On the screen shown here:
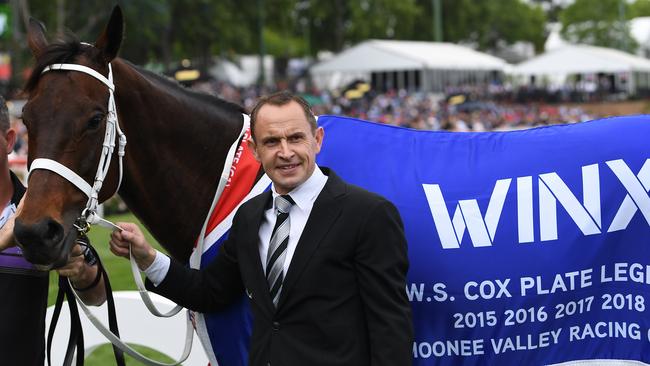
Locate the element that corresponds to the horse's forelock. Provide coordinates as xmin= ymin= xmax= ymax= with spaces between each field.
xmin=24 ymin=35 xmax=101 ymax=93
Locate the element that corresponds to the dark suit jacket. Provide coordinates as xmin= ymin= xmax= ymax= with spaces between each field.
xmin=151 ymin=168 xmax=413 ymax=366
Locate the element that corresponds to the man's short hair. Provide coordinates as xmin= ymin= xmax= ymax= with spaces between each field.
xmin=249 ymin=91 xmax=317 ymax=140
xmin=0 ymin=96 xmax=9 ymax=133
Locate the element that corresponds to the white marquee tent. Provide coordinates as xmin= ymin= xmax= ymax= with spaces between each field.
xmin=512 ymin=44 xmax=650 ymax=95
xmin=630 ymin=16 xmax=650 ymax=56
xmin=310 ymin=40 xmax=508 ymax=92
xmin=546 ymin=18 xmax=650 ymax=58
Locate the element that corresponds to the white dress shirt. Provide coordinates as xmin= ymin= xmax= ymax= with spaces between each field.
xmin=259 ymin=165 xmax=327 ymax=274
xmin=145 ymin=165 xmax=328 ymax=286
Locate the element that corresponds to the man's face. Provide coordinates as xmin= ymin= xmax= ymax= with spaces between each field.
xmin=249 ymin=101 xmax=324 ymax=195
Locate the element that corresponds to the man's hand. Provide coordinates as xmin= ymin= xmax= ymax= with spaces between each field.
xmin=57 ymin=243 xmax=91 ymax=283
xmin=0 ymin=194 xmax=25 ymax=251
xmin=59 ymin=242 xmax=106 ymax=306
xmin=0 ymin=214 xmax=16 ymax=251
xmin=109 ymin=222 xmax=156 ymax=270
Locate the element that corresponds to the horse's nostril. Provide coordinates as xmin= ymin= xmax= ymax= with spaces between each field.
xmin=14 ymin=217 xmax=64 ymax=249
xmin=13 ymin=219 xmax=28 ymax=243
xmin=45 ymin=219 xmax=64 ymax=243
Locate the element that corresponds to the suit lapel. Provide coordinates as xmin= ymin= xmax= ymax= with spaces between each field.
xmin=241 ymin=191 xmax=275 ymax=311
xmin=277 ymin=171 xmax=346 ymax=309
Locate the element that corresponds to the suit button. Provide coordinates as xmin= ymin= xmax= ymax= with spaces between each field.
xmin=272 ymin=321 xmax=280 ymax=331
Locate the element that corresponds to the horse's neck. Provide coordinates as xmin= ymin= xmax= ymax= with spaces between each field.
xmin=112 ymin=60 xmax=244 ymax=261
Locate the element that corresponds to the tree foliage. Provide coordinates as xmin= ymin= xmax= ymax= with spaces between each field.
xmin=559 ymin=0 xmax=638 ymax=53
xmin=409 ymin=0 xmax=546 ymax=52
xmin=630 ymin=0 xmax=650 ymax=17
xmin=9 ymin=0 xmax=548 ymax=82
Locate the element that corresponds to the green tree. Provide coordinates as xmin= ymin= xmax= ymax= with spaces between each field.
xmin=264 ymin=0 xmax=308 ymax=57
xmin=117 ymin=1 xmax=172 ymax=67
xmin=630 ymin=0 xmax=650 ymax=17
xmin=471 ymin=0 xmax=546 ymax=52
xmin=19 ymin=0 xmax=259 ymax=73
xmin=8 ymin=0 xmax=552 ymax=86
xmin=529 ymin=0 xmax=565 ymax=22
xmin=560 ymin=0 xmax=637 ymax=53
xmin=168 ymin=0 xmax=250 ymax=71
xmin=411 ymin=0 xmax=546 ymax=52
xmin=301 ymin=0 xmax=420 ymax=53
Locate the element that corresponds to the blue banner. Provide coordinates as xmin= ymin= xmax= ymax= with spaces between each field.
xmin=203 ymin=115 xmax=650 ymax=365
xmin=316 ymin=115 xmax=650 ymax=365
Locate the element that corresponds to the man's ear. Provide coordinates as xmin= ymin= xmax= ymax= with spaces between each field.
xmin=5 ymin=129 xmax=15 ymax=155
xmin=313 ymin=127 xmax=324 ymax=154
xmin=247 ymin=137 xmax=260 ymax=162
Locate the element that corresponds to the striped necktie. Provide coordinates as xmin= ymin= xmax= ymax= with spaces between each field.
xmin=266 ymin=194 xmax=294 ymax=307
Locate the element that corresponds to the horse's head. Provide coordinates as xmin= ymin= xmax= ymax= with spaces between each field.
xmin=15 ymin=6 xmax=124 ymax=269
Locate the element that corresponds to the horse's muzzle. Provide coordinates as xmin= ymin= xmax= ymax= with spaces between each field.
xmin=14 ymin=217 xmax=70 ymax=267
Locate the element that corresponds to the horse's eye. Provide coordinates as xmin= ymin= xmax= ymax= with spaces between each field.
xmin=88 ymin=114 xmax=104 ymax=130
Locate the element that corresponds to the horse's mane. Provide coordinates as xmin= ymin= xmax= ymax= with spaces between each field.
xmin=24 ymin=35 xmax=88 ymax=92
xmin=24 ymin=37 xmax=246 ymax=116
xmin=128 ymin=61 xmax=245 ymax=115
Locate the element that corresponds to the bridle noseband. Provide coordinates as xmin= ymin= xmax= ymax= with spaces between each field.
xmin=28 ymin=62 xmax=127 ymax=229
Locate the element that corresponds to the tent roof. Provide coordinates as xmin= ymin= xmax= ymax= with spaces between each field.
xmin=513 ymin=44 xmax=650 ymax=75
xmin=630 ymin=17 xmax=650 ymax=46
xmin=311 ymin=40 xmax=508 ymax=74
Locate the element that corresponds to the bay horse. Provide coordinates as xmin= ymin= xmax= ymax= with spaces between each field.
xmin=15 ymin=6 xmax=250 ymax=268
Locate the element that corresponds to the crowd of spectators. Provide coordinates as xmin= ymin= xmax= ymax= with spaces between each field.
xmin=3 ymin=78 xmax=602 ymax=182
xmin=194 ymin=79 xmax=598 ymax=133
xmin=6 ymin=79 xmax=601 ymax=167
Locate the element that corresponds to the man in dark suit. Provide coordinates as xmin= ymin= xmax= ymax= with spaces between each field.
xmin=110 ymin=91 xmax=413 ymax=366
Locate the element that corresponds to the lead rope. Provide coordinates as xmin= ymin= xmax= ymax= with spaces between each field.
xmin=68 ymin=221 xmax=194 ymax=366
xmin=47 ymin=233 xmax=125 ymax=366
xmin=47 ymin=275 xmax=83 ymax=366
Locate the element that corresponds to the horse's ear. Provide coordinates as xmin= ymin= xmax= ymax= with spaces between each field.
xmin=94 ymin=5 xmax=123 ymax=63
xmin=27 ymin=18 xmax=48 ymax=58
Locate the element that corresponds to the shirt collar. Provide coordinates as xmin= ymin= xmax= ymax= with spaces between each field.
xmin=271 ymin=165 xmax=327 ymax=211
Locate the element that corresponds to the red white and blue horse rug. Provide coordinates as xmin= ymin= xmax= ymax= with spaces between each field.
xmin=196 ymin=114 xmax=650 ymax=366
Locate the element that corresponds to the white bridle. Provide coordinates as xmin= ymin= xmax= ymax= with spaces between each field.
xmin=28 ymin=62 xmax=126 ymax=228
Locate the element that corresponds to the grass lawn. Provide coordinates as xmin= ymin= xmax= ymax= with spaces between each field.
xmin=47 ymin=212 xmax=183 ymax=365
